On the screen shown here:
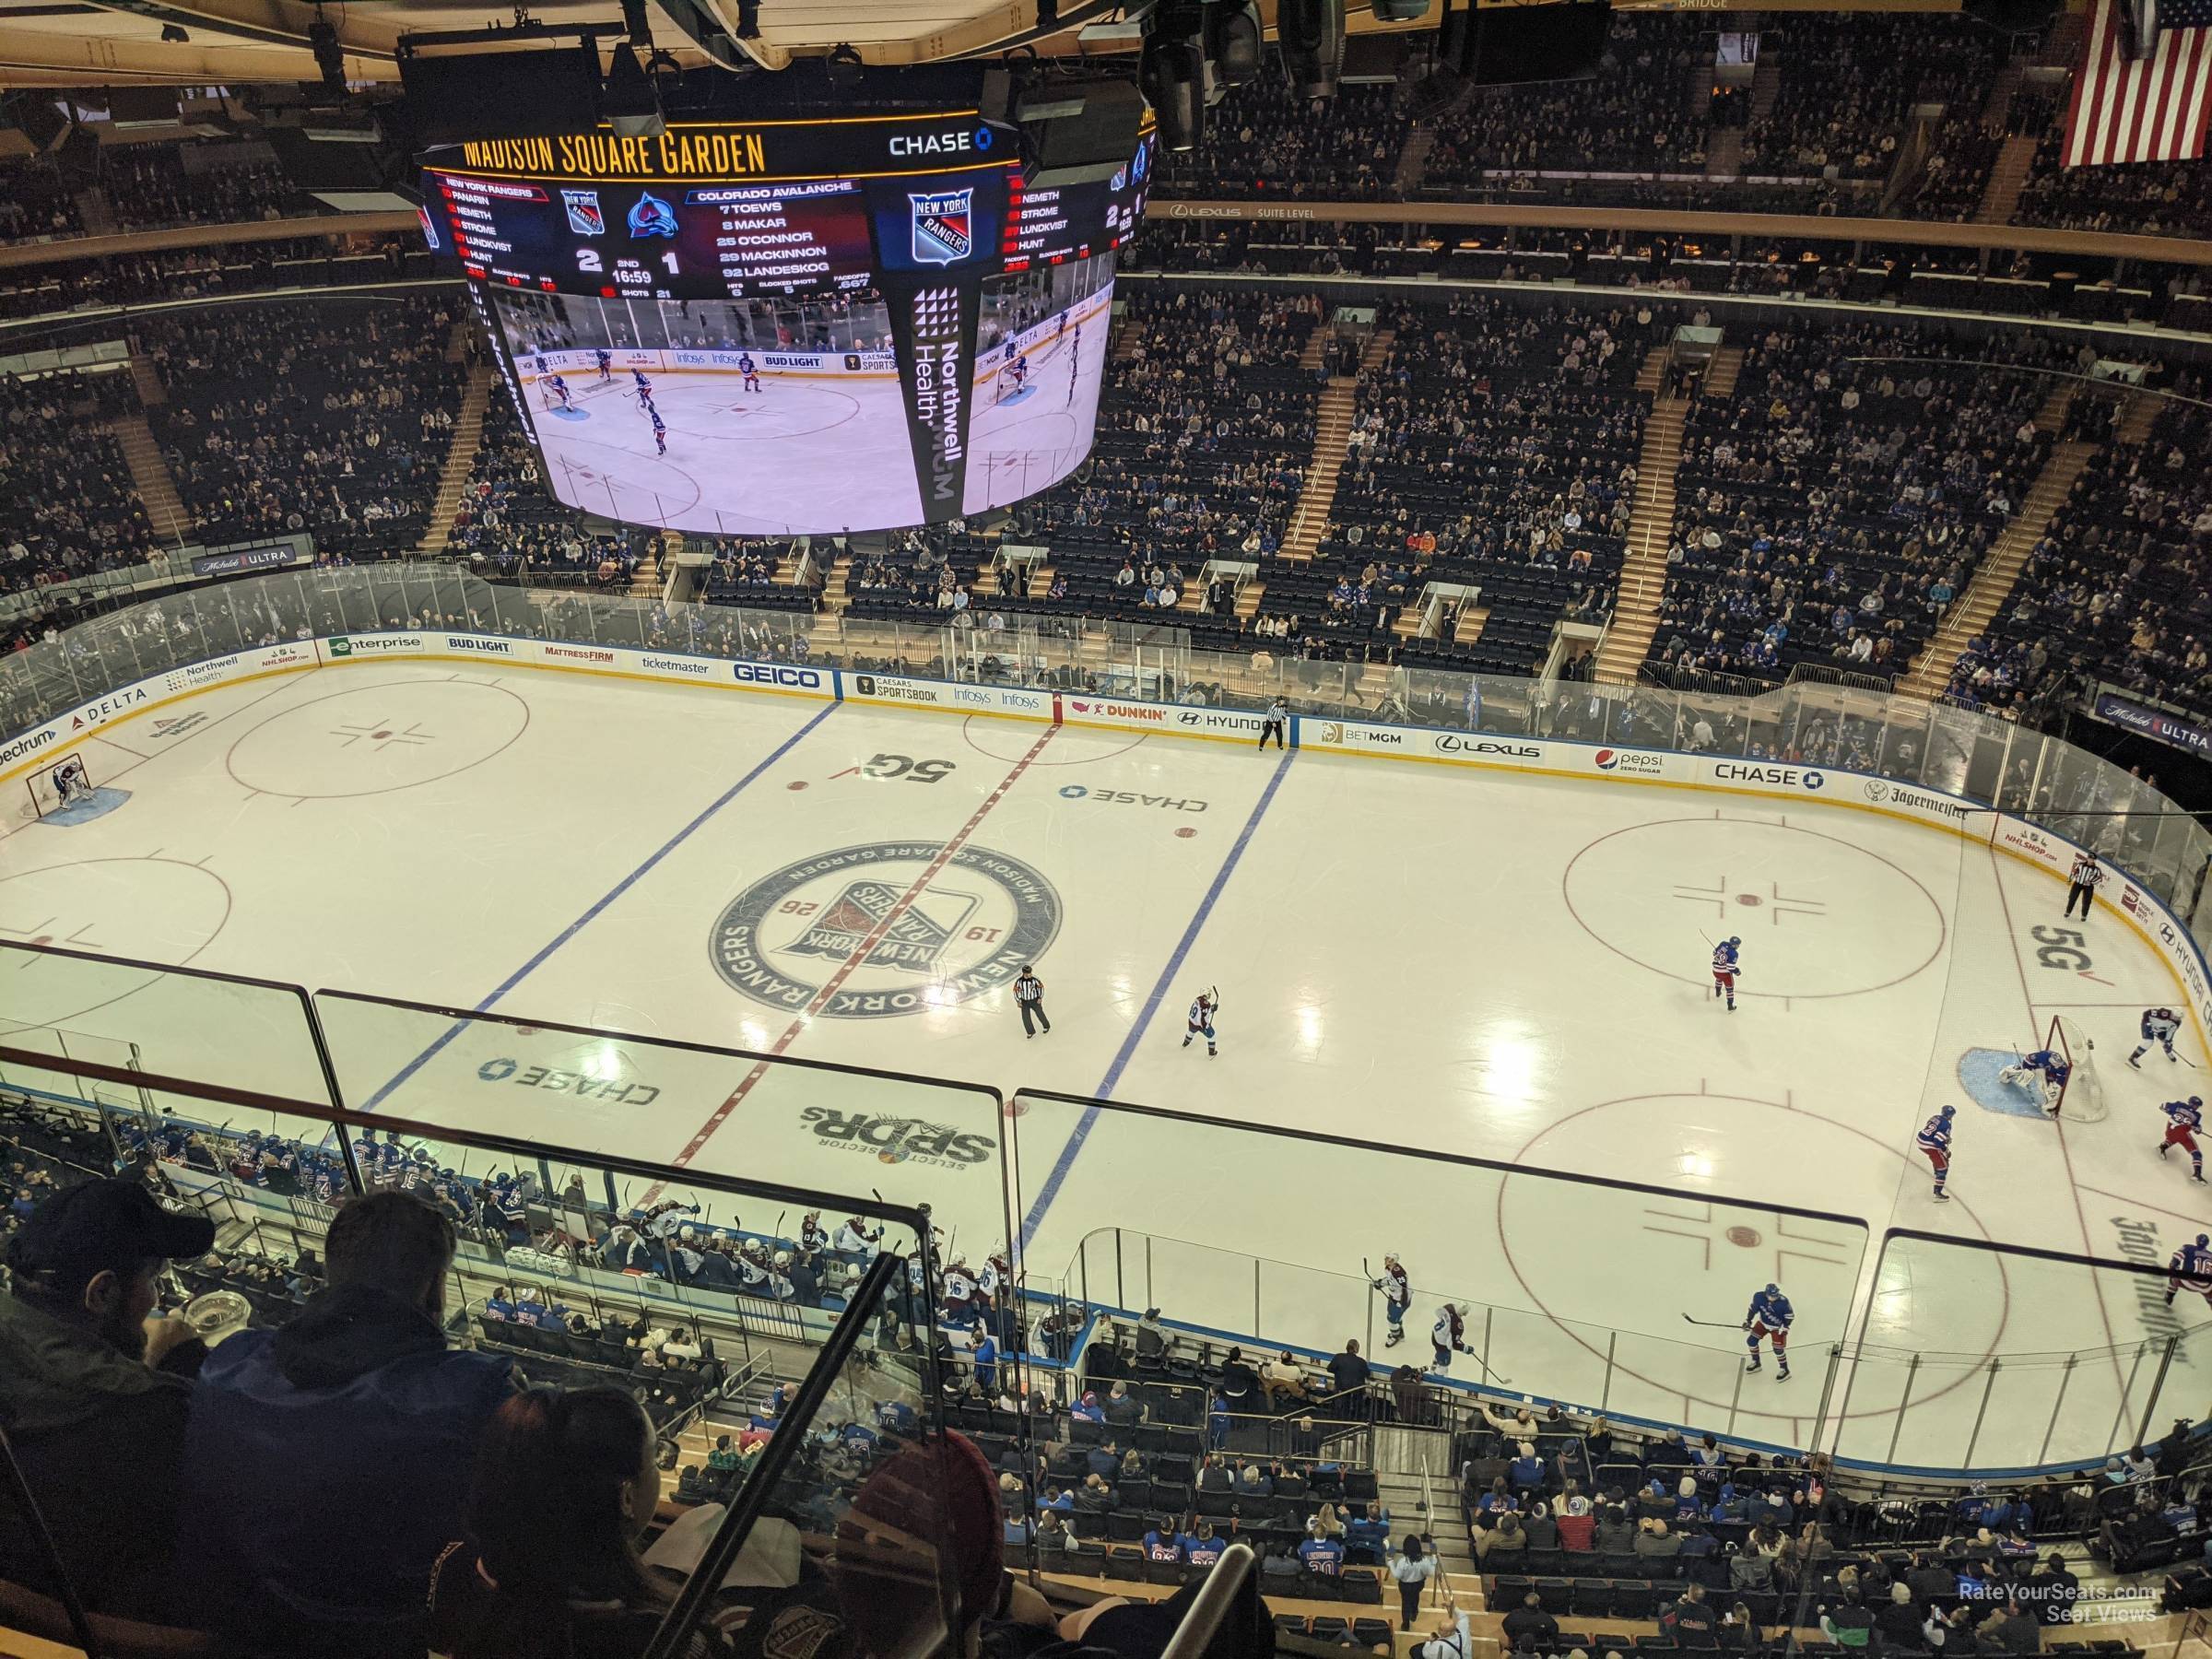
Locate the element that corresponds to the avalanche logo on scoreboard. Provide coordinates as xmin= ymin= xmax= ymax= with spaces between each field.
xmin=562 ymin=190 xmax=606 ymax=237
xmin=627 ymin=191 xmax=678 ymax=239
xmin=909 ymin=188 xmax=973 ymax=265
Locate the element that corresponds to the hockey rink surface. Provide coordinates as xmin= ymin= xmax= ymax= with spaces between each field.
xmin=4 ymin=658 xmax=2208 ymax=1471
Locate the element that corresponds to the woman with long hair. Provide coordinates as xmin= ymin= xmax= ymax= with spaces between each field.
xmin=426 ymin=1383 xmax=731 ymax=1659
xmin=1387 ymin=1534 xmax=1436 ymax=1631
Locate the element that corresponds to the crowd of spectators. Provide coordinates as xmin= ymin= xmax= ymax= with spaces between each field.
xmin=2011 ymin=136 xmax=2212 ymax=240
xmin=1159 ymin=72 xmax=1409 ymax=201
xmin=1422 ymin=16 xmax=1710 ymax=190
xmin=1743 ymin=16 xmax=2000 ymax=182
xmin=98 ymin=141 xmax=300 ymax=232
xmin=1653 ymin=322 xmax=2066 ymax=685
xmin=1948 ymin=394 xmax=2212 ymax=721
xmin=1900 ymin=117 xmax=2006 ymax=224
xmin=0 ymin=158 xmax=85 ymax=243
xmin=0 ymin=367 xmax=158 ymax=589
xmin=141 ymin=293 xmax=467 ymax=555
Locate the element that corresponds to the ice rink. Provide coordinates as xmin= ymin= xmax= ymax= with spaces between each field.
xmin=530 ymin=366 xmax=926 ymax=535
xmin=5 ymin=657 xmax=2208 ymax=1469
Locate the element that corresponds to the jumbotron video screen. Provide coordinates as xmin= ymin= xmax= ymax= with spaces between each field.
xmin=418 ymin=109 xmax=1156 ymax=535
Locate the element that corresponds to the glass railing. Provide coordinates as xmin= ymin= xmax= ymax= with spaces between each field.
xmin=1009 ymin=1089 xmax=2199 ymax=1478
xmin=0 ymin=1038 xmax=966 ymax=1659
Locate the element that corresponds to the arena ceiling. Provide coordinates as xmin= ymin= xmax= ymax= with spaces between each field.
xmin=0 ymin=0 xmax=1445 ymax=88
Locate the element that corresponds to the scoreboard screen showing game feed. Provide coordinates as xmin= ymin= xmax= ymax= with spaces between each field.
xmin=419 ymin=108 xmax=1155 ymax=535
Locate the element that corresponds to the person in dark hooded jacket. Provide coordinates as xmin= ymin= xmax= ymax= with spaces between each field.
xmin=0 ymin=1178 xmax=216 ymax=1618
xmin=178 ymin=1188 xmax=521 ymax=1653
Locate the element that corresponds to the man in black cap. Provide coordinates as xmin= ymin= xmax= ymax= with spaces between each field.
xmin=0 ymin=1176 xmax=216 ymax=1617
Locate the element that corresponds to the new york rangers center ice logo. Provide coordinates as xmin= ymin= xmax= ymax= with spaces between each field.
xmin=562 ymin=190 xmax=606 ymax=236
xmin=909 ymin=188 xmax=973 ymax=264
xmin=711 ymin=841 xmax=1061 ymax=1018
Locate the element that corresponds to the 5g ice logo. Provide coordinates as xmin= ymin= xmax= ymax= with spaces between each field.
xmin=627 ymin=192 xmax=677 ymax=239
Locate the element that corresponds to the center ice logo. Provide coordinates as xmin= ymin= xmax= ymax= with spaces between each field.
xmin=909 ymin=189 xmax=973 ymax=264
xmin=710 ymin=841 xmax=1061 ymax=1019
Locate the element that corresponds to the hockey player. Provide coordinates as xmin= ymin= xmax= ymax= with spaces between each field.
xmin=1430 ymin=1301 xmax=1471 ymax=1372
xmin=1182 ymin=990 xmax=1218 ymax=1056
xmin=632 ymin=366 xmax=653 ymax=401
xmin=2130 ymin=1008 xmax=2183 ymax=1068
xmin=1743 ymin=1283 xmax=1793 ymax=1380
xmin=834 ymin=1214 xmax=884 ymax=1259
xmin=738 ymin=351 xmax=761 ymax=394
xmin=547 ymin=373 xmax=572 ymax=410
xmin=651 ymin=407 xmax=667 ymax=456
xmin=595 ymin=347 xmax=612 ymax=381
xmin=1066 ymin=324 xmax=1081 ymax=406
xmin=1006 ymin=351 xmax=1029 ymax=396
xmin=1372 ymin=1253 xmax=1411 ymax=1347
xmin=798 ymin=1210 xmax=831 ymax=1255
xmin=1711 ymin=936 xmax=1742 ymax=1011
xmin=1998 ymin=1046 xmax=2070 ymax=1111
xmin=2166 ymin=1234 xmax=2212 ymax=1308
xmin=2158 ymin=1096 xmax=2206 ymax=1182
xmin=1917 ymin=1105 xmax=1956 ymax=1202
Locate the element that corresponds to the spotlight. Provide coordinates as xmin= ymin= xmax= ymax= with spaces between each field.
xmin=307 ymin=6 xmax=347 ymax=95
xmin=825 ymin=41 xmax=864 ymax=90
xmin=1139 ymin=30 xmax=1205 ymax=151
xmin=1206 ymin=0 xmax=1262 ymax=88
xmin=1278 ymin=0 xmax=1345 ymax=100
xmin=601 ymin=41 xmax=664 ymax=137
xmin=160 ymin=22 xmax=190 ymax=41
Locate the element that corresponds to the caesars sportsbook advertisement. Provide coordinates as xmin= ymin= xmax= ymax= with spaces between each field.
xmin=419 ymin=110 xmax=1155 ymax=535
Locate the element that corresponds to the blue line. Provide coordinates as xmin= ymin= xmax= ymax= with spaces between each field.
xmin=1018 ymin=748 xmax=1295 ymax=1249
xmin=359 ymin=703 xmax=838 ymax=1112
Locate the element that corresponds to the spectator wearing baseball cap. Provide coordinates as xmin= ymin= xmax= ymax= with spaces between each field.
xmin=0 ymin=1176 xmax=215 ymax=1617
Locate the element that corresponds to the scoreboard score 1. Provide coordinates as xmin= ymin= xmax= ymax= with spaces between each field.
xmin=420 ymin=108 xmax=1155 ymax=300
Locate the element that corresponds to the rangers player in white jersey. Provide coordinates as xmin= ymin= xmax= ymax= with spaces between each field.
xmin=1182 ymin=989 xmax=1219 ymax=1056
xmin=2166 ymin=1234 xmax=2212 ymax=1308
xmin=2130 ymin=1008 xmax=2184 ymax=1068
xmin=1371 ymin=1253 xmax=1411 ymax=1347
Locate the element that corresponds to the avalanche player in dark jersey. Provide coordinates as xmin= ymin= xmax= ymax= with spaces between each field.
xmin=2159 ymin=1096 xmax=2206 ymax=1182
xmin=1917 ymin=1105 xmax=1956 ymax=1202
xmin=1744 ymin=1284 xmax=1793 ymax=1380
xmin=2166 ymin=1234 xmax=2212 ymax=1308
xmin=738 ymin=351 xmax=761 ymax=394
xmin=2131 ymin=1008 xmax=2183 ymax=1068
xmin=1711 ymin=936 xmax=1742 ymax=1011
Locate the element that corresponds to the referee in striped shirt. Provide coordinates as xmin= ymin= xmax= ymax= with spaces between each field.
xmin=2065 ymin=853 xmax=2106 ymax=921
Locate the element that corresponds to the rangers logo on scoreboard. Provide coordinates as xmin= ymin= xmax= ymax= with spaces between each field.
xmin=561 ymin=190 xmax=606 ymax=236
xmin=909 ymin=188 xmax=973 ymax=264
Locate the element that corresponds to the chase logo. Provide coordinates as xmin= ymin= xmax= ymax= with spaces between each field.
xmin=909 ymin=188 xmax=973 ymax=264
xmin=563 ymin=190 xmax=606 ymax=236
xmin=711 ymin=841 xmax=1061 ymax=1019
xmin=627 ymin=192 xmax=677 ymax=239
xmin=732 ymin=662 xmax=823 ymax=688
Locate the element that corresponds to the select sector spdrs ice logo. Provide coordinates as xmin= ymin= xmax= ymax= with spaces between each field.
xmin=710 ymin=841 xmax=1061 ymax=1018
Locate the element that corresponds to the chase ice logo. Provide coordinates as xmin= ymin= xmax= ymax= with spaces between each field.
xmin=909 ymin=188 xmax=973 ymax=264
xmin=627 ymin=192 xmax=677 ymax=239
xmin=562 ymin=190 xmax=606 ymax=237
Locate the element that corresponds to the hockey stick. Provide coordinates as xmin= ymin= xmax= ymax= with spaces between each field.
xmin=1681 ymin=1313 xmax=1743 ymax=1329
xmin=1362 ymin=1256 xmax=1373 ymax=1283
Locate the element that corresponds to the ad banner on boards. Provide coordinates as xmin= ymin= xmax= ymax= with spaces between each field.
xmin=843 ymin=673 xmax=1054 ymax=721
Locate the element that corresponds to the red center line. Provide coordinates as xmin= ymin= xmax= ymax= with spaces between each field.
xmin=646 ymin=724 xmax=1061 ymax=1196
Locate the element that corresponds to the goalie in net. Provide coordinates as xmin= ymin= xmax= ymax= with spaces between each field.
xmin=23 ymin=754 xmax=91 ymax=821
xmin=1998 ymin=1015 xmax=2107 ymax=1121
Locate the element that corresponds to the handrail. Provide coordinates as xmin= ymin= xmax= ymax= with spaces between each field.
xmin=1159 ymin=1542 xmax=1259 ymax=1659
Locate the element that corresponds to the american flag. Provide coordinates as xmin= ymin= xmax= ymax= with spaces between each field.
xmin=2063 ymin=0 xmax=2212 ymax=168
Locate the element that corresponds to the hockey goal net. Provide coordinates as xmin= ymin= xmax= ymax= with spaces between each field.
xmin=2047 ymin=1014 xmax=2108 ymax=1122
xmin=22 ymin=754 xmax=92 ymax=822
